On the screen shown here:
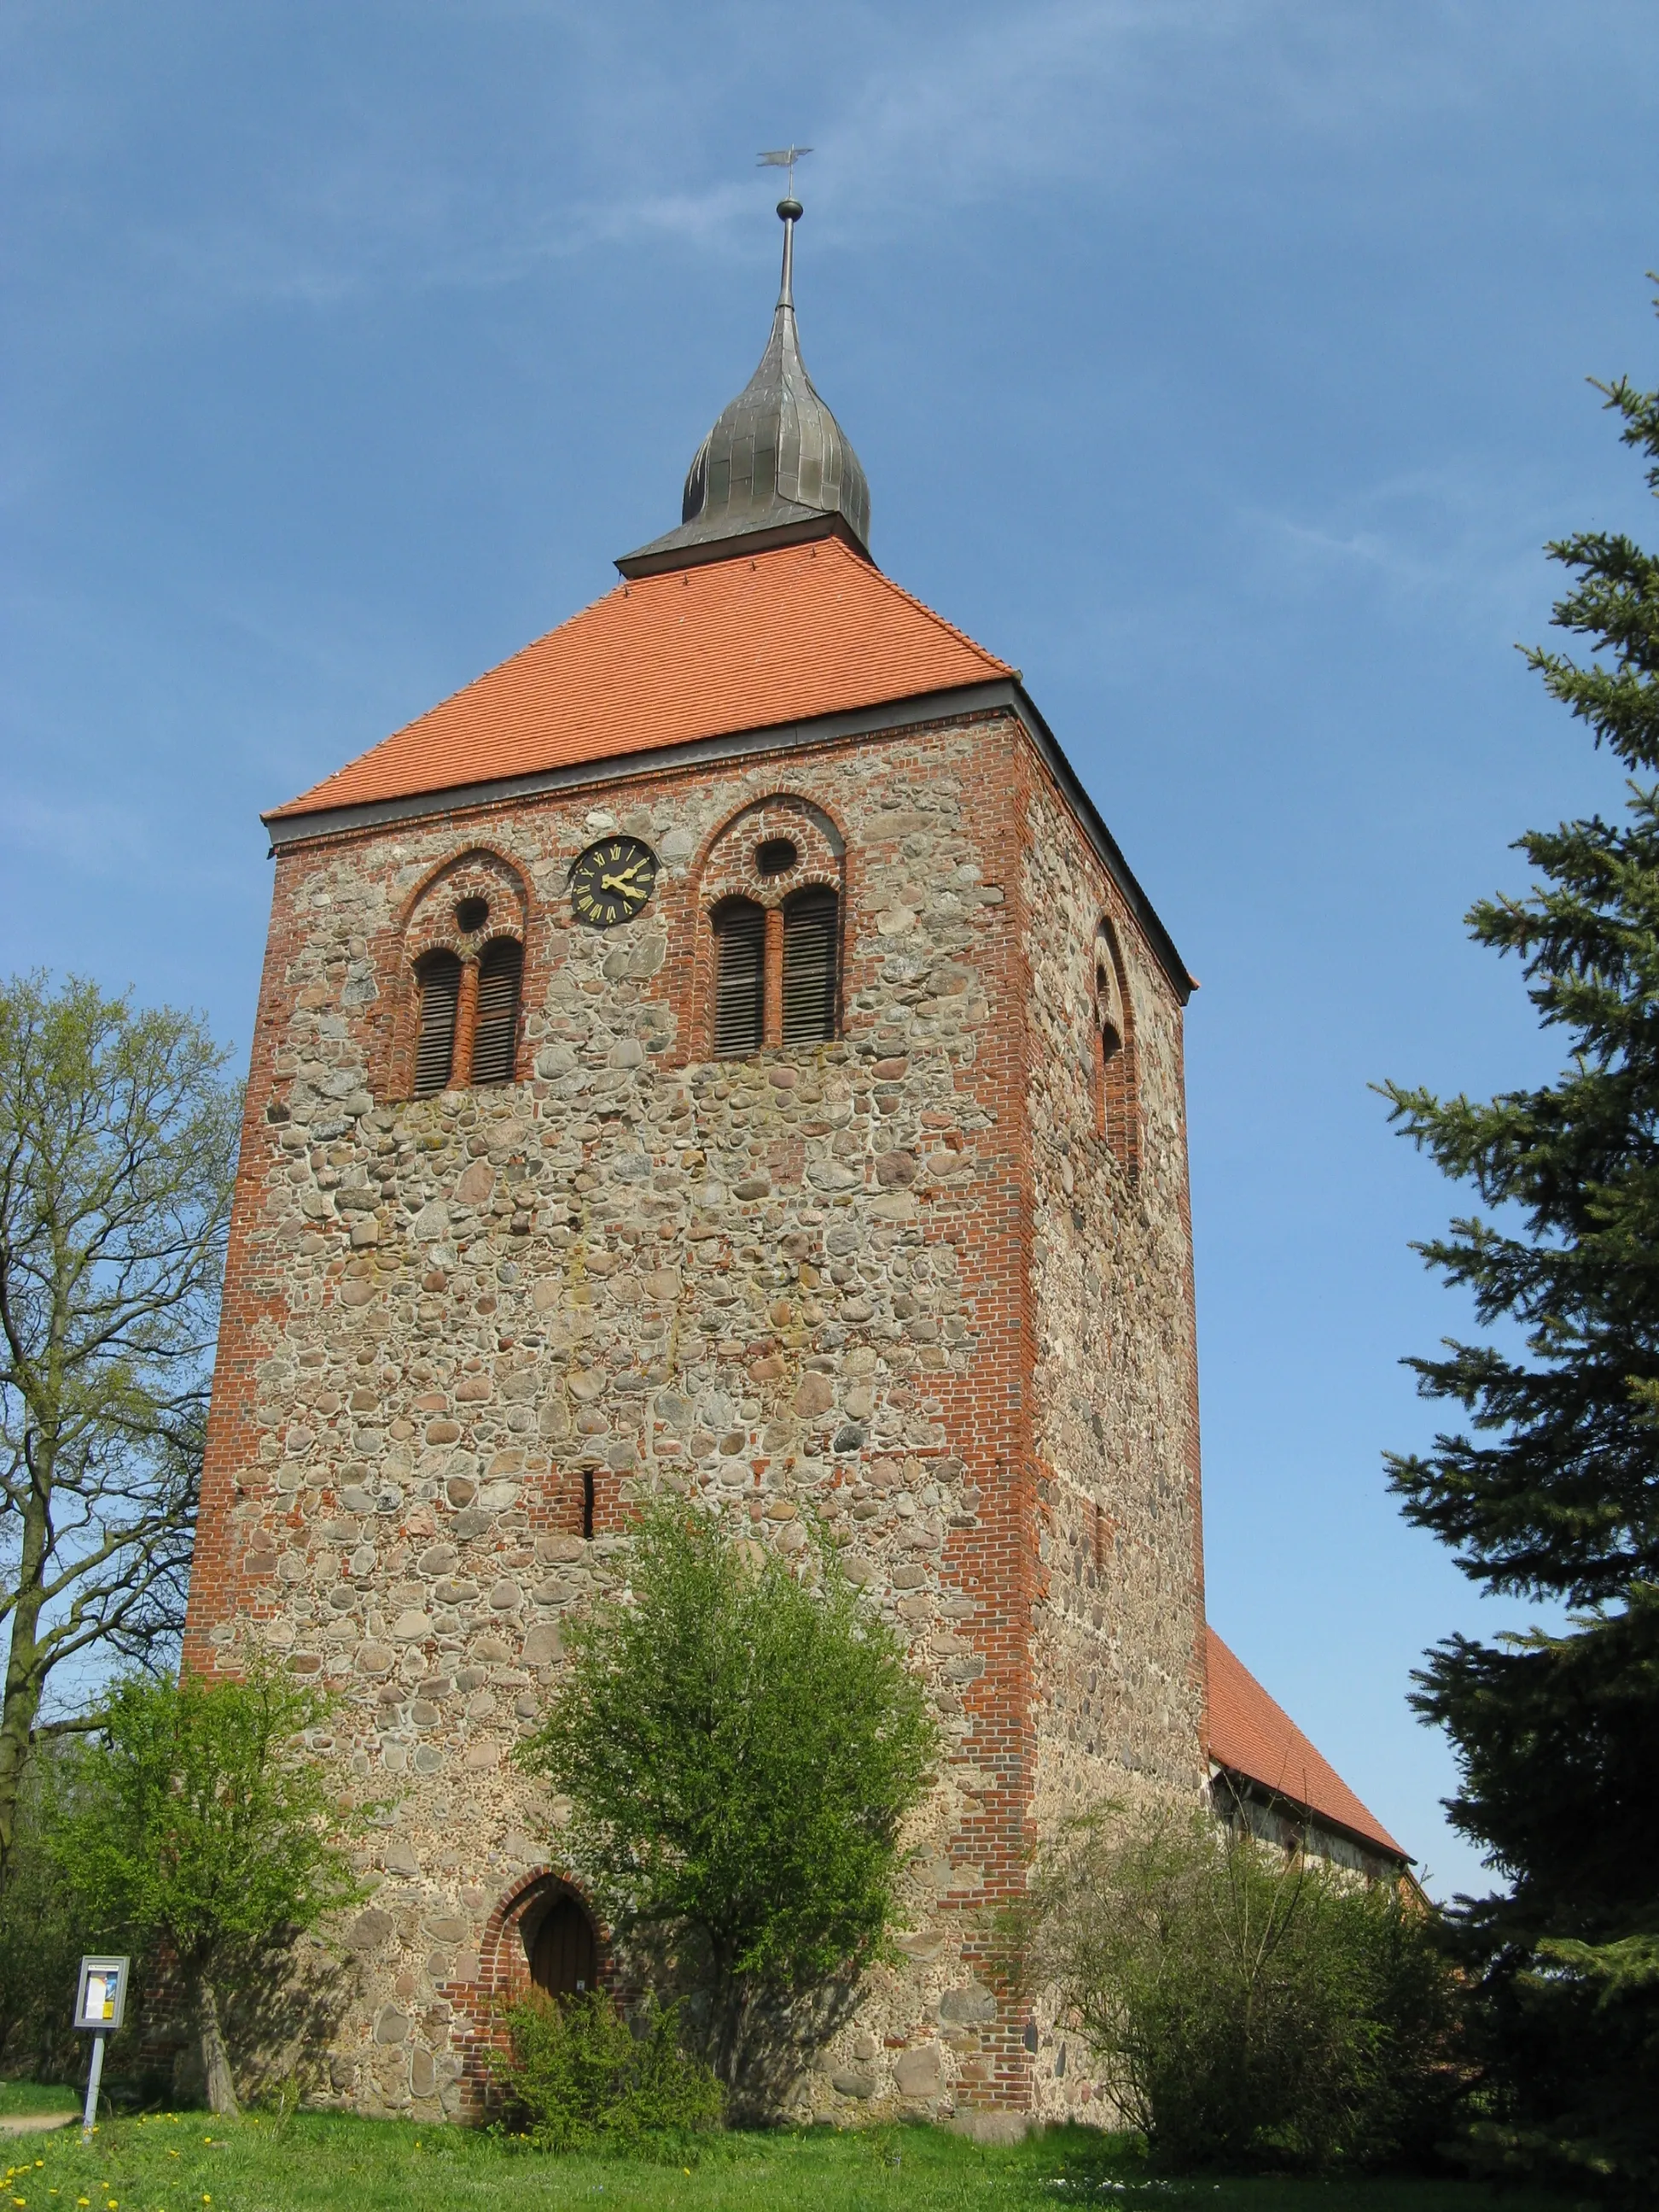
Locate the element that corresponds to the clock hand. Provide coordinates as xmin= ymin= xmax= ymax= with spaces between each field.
xmin=600 ymin=875 xmax=643 ymax=897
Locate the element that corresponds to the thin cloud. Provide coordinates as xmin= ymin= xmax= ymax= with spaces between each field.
xmin=1241 ymin=466 xmax=1564 ymax=627
xmin=0 ymin=792 xmax=156 ymax=876
xmin=10 ymin=0 xmax=1557 ymax=327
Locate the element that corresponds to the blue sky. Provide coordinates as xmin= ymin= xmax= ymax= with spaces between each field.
xmin=5 ymin=1 xmax=1658 ymax=1896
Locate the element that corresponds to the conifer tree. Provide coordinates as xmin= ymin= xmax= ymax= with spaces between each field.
xmin=1383 ymin=322 xmax=1659 ymax=2195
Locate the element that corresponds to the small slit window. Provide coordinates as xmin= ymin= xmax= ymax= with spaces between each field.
xmin=413 ymin=952 xmax=462 ymax=1098
xmin=713 ymin=900 xmax=765 ymax=1058
xmin=782 ymin=888 xmax=838 ymax=1046
xmin=470 ymin=938 xmax=523 ymax=1087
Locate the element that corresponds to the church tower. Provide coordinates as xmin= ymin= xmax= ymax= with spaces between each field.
xmin=185 ymin=194 xmax=1208 ymax=2123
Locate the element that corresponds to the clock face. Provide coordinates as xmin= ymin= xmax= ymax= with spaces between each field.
xmin=569 ymin=836 xmax=658 ymax=929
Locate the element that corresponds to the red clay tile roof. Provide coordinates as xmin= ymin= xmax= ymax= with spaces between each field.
xmin=267 ymin=535 xmax=1013 ymax=822
xmin=1207 ymin=1627 xmax=1406 ymax=1860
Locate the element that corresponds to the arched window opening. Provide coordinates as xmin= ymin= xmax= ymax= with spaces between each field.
xmin=782 ymin=888 xmax=838 ymax=1047
xmin=527 ymin=1893 xmax=599 ymax=2001
xmin=469 ymin=938 xmax=523 ymax=1087
xmin=713 ymin=900 xmax=765 ymax=1058
xmin=413 ymin=952 xmax=462 ymax=1098
xmin=1093 ymin=924 xmax=1139 ymax=1182
xmin=1097 ymin=962 xmax=1123 ymax=1069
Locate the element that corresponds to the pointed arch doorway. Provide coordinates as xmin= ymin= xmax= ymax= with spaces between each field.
xmin=526 ymin=1889 xmax=599 ymax=2001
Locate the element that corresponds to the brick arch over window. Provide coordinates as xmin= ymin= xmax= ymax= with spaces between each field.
xmin=1093 ymin=917 xmax=1139 ymax=1181
xmin=692 ymin=797 xmax=846 ymax=1062
xmin=391 ymin=850 xmax=529 ymax=1100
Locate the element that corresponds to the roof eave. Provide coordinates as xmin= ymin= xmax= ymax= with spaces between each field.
xmin=262 ymin=674 xmax=1195 ymax=1003
xmin=1211 ymin=1760 xmax=1412 ymax=1868
xmin=614 ymin=507 xmax=870 ymax=580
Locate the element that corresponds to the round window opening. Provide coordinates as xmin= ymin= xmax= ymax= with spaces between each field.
xmin=756 ymin=837 xmax=798 ymax=878
xmin=456 ymin=896 xmax=491 ymax=934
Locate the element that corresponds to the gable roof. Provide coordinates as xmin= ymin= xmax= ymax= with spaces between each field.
xmin=265 ymin=535 xmax=1011 ymax=824
xmin=1206 ymin=1627 xmax=1406 ymax=1861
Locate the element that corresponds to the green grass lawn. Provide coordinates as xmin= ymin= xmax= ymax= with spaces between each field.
xmin=0 ymin=2084 xmax=79 ymax=2117
xmin=0 ymin=2108 xmax=1580 ymax=2212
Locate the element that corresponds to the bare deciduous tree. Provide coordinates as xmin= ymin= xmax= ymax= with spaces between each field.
xmin=0 ymin=973 xmax=239 ymax=1887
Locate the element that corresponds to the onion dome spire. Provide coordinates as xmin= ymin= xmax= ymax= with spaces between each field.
xmin=616 ymin=192 xmax=871 ymax=578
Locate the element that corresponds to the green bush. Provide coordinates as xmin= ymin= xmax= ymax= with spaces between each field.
xmin=49 ymin=1659 xmax=370 ymax=2114
xmin=1016 ymin=1803 xmax=1464 ymax=2173
xmin=493 ymin=1988 xmax=725 ymax=2154
xmin=516 ymin=1502 xmax=937 ymax=2102
xmin=0 ymin=1743 xmax=96 ymax=2081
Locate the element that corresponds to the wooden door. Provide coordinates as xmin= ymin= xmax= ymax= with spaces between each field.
xmin=529 ymin=1895 xmax=598 ymax=2000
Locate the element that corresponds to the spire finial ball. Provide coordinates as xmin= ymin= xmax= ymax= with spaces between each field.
xmin=777 ymin=196 xmax=803 ymax=222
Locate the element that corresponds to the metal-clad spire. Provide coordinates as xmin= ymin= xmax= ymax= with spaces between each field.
xmin=777 ymin=193 xmax=798 ymax=310
xmin=616 ymin=185 xmax=871 ymax=579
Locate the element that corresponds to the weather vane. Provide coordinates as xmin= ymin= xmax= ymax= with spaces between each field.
xmin=758 ymin=146 xmax=812 ymax=200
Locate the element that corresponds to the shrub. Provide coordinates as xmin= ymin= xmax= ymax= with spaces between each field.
xmin=50 ymin=1659 xmax=370 ymax=2113
xmin=1016 ymin=1802 xmax=1464 ymax=2173
xmin=494 ymin=1989 xmax=725 ymax=2154
xmin=516 ymin=1502 xmax=937 ymax=2103
xmin=0 ymin=1743 xmax=99 ymax=2081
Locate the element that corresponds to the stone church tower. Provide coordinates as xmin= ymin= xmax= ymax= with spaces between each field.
xmin=184 ymin=195 xmax=1210 ymax=2124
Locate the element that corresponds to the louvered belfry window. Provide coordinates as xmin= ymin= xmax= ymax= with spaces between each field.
xmin=470 ymin=938 xmax=523 ymax=1087
xmin=413 ymin=952 xmax=462 ymax=1098
xmin=713 ymin=900 xmax=765 ymax=1058
xmin=782 ymin=888 xmax=838 ymax=1046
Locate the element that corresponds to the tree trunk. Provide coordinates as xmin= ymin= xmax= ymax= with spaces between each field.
xmin=713 ymin=1973 xmax=754 ymax=2101
xmin=0 ymin=1481 xmax=53 ymax=1895
xmin=197 ymin=1970 xmax=239 ymax=2117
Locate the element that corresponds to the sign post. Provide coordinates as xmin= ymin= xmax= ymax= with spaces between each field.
xmin=73 ymin=1958 xmax=128 ymax=2141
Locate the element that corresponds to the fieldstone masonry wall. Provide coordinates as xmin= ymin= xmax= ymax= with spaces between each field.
xmin=1020 ymin=778 xmax=1208 ymax=2121
xmin=185 ymin=707 xmax=1206 ymax=2125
